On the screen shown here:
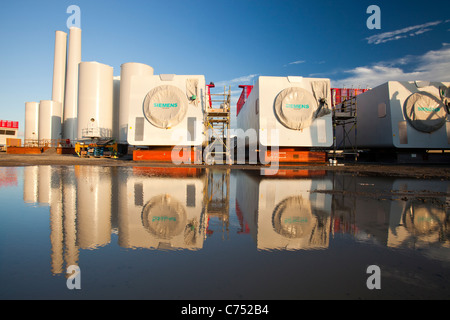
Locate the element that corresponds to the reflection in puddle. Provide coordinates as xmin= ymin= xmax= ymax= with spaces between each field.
xmin=21 ymin=166 xmax=235 ymax=274
xmin=236 ymin=170 xmax=332 ymax=251
xmin=0 ymin=167 xmax=18 ymax=189
xmin=11 ymin=165 xmax=450 ymax=298
xmin=329 ymin=174 xmax=450 ymax=258
xmin=120 ymin=167 xmax=207 ymax=251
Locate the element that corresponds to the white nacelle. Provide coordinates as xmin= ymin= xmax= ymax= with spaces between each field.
xmin=127 ymin=74 xmax=206 ymax=146
xmin=340 ymin=81 xmax=450 ymax=149
xmin=236 ymin=76 xmax=334 ymax=148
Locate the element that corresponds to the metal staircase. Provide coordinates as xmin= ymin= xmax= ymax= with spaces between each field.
xmin=203 ymin=83 xmax=232 ymax=165
xmin=332 ymin=96 xmax=359 ymax=161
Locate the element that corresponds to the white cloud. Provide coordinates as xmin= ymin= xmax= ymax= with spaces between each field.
xmin=331 ymin=45 xmax=450 ymax=88
xmin=366 ymin=21 xmax=443 ymax=44
xmin=283 ymin=60 xmax=306 ymax=67
xmin=215 ymin=74 xmax=258 ymax=87
xmin=288 ymin=60 xmax=306 ymax=65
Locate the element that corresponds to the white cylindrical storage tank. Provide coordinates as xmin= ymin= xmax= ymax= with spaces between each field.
xmin=52 ymin=30 xmax=67 ymax=117
xmin=113 ymin=76 xmax=120 ymax=141
xmin=63 ymin=27 xmax=81 ymax=143
xmin=119 ymin=63 xmax=154 ymax=144
xmin=38 ymin=100 xmax=62 ymax=144
xmin=77 ymin=61 xmax=114 ymax=140
xmin=24 ymin=101 xmax=39 ymax=144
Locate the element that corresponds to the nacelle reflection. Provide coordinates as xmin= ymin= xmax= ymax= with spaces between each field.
xmin=236 ymin=169 xmax=333 ymax=251
xmin=118 ymin=167 xmax=207 ymax=251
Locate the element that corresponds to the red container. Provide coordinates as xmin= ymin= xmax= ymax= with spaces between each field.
xmin=331 ymin=88 xmax=369 ymax=106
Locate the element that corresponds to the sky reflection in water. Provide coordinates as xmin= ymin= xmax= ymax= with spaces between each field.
xmin=0 ymin=165 xmax=449 ymax=300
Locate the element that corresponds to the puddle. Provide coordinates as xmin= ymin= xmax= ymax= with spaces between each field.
xmin=0 ymin=165 xmax=449 ymax=299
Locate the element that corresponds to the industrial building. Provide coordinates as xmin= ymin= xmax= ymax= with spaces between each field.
xmin=0 ymin=120 xmax=19 ymax=151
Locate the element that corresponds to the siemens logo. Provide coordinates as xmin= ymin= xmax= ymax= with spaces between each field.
xmin=152 ymin=216 xmax=176 ymax=222
xmin=284 ymin=217 xmax=308 ymax=224
xmin=418 ymin=106 xmax=440 ymax=112
xmin=154 ymin=103 xmax=178 ymax=108
xmin=285 ymin=104 xmax=310 ymax=109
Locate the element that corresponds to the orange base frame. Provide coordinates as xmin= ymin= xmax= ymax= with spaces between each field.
xmin=260 ymin=168 xmax=327 ymax=177
xmin=133 ymin=147 xmax=201 ymax=163
xmin=264 ymin=148 xmax=327 ymax=163
xmin=6 ymin=146 xmax=49 ymax=154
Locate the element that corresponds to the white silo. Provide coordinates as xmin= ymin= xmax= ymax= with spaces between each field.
xmin=119 ymin=62 xmax=154 ymax=144
xmin=52 ymin=30 xmax=67 ymax=118
xmin=38 ymin=100 xmax=62 ymax=145
xmin=63 ymin=27 xmax=81 ymax=143
xmin=126 ymin=73 xmax=206 ymax=147
xmin=113 ymin=76 xmax=120 ymax=142
xmin=24 ymin=101 xmax=39 ymax=144
xmin=77 ymin=61 xmax=114 ymax=140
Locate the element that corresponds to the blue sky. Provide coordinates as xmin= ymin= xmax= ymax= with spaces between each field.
xmin=1 ymin=0 xmax=449 ymax=134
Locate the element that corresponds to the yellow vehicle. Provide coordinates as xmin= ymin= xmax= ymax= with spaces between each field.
xmin=75 ymin=139 xmax=120 ymax=158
